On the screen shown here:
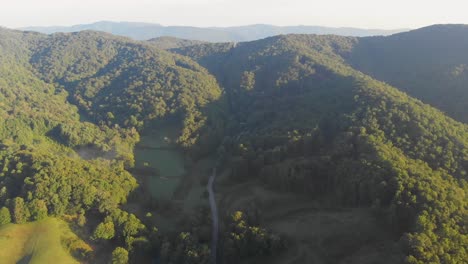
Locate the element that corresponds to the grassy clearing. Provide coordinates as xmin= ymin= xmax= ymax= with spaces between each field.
xmin=134 ymin=126 xmax=186 ymax=199
xmin=0 ymin=217 xmax=91 ymax=264
xmin=177 ymin=157 xmax=217 ymax=212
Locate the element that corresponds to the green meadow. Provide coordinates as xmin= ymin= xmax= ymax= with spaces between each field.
xmin=134 ymin=126 xmax=186 ymax=199
xmin=0 ymin=218 xmax=91 ymax=264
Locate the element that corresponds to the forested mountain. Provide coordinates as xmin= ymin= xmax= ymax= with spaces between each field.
xmin=0 ymin=25 xmax=466 ymax=264
xmin=147 ymin=36 xmax=206 ymax=50
xmin=344 ymin=24 xmax=468 ymax=123
xmin=20 ymin=21 xmax=407 ymax=41
xmin=174 ymin=24 xmax=468 ymax=124
xmin=0 ymin=28 xmax=142 ymax=261
xmin=28 ymin=30 xmax=223 ymax=149
xmin=175 ymin=33 xmax=468 ymax=263
xmin=0 ymin=27 xmax=224 ymax=262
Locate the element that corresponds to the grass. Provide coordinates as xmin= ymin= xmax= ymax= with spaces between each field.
xmin=134 ymin=126 xmax=186 ymax=199
xmin=0 ymin=218 xmax=91 ymax=264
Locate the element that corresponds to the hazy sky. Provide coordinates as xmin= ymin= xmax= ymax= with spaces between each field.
xmin=1 ymin=0 xmax=468 ymax=29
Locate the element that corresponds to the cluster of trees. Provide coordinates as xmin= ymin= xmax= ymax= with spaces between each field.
xmin=154 ymin=206 xmax=284 ymax=264
xmin=92 ymin=209 xmax=146 ymax=249
xmin=156 ymin=206 xmax=212 ymax=264
xmin=222 ymin=211 xmax=284 ymax=263
xmin=159 ymin=232 xmax=211 ymax=264
xmin=0 ymin=135 xmax=138 ymax=216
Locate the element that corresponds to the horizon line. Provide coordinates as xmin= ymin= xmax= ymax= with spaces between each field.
xmin=15 ymin=20 xmax=414 ymax=31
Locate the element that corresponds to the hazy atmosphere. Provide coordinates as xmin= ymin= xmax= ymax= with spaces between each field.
xmin=2 ymin=0 xmax=468 ymax=29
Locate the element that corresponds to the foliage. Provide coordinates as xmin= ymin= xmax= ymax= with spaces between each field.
xmin=176 ymin=33 xmax=468 ymax=263
xmin=0 ymin=207 xmax=11 ymax=225
xmin=147 ymin=36 xmax=206 ymax=50
xmin=93 ymin=220 xmax=115 ymax=240
xmin=223 ymin=211 xmax=284 ymax=263
xmin=160 ymin=232 xmax=211 ymax=264
xmin=10 ymin=197 xmax=30 ymax=224
xmin=29 ymin=31 xmax=223 ymax=149
xmin=111 ymin=247 xmax=129 ymax=264
xmin=346 ymin=24 xmax=468 ymax=123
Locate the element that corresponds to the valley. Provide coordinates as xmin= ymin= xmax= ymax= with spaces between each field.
xmin=0 ymin=24 xmax=466 ymax=264
xmin=133 ymin=126 xmax=186 ymax=199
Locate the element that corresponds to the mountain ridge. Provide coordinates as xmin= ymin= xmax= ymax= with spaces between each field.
xmin=19 ymin=20 xmax=409 ymax=42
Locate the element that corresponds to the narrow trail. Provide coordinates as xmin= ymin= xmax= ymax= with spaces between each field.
xmin=208 ymin=168 xmax=218 ymax=264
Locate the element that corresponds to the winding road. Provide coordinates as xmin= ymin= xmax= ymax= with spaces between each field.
xmin=207 ymin=168 xmax=218 ymax=264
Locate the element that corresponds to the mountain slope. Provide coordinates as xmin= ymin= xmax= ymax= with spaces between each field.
xmin=147 ymin=36 xmax=206 ymax=50
xmin=174 ymin=34 xmax=468 ymax=263
xmin=173 ymin=24 xmax=468 ymax=124
xmin=28 ymin=30 xmax=223 ymax=149
xmin=0 ymin=27 xmax=225 ymax=263
xmin=0 ymin=28 xmax=144 ymax=262
xmin=344 ymin=24 xmax=468 ymax=123
xmin=20 ymin=21 xmax=408 ymax=41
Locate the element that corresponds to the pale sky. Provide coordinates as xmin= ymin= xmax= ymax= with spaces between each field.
xmin=1 ymin=0 xmax=468 ymax=29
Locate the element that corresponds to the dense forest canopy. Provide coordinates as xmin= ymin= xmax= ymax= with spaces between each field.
xmin=174 ymin=31 xmax=468 ymax=263
xmin=0 ymin=27 xmax=224 ymax=262
xmin=175 ymin=24 xmax=468 ymax=124
xmin=147 ymin=36 xmax=206 ymax=50
xmin=0 ymin=25 xmax=466 ymax=263
xmin=345 ymin=24 xmax=468 ymax=123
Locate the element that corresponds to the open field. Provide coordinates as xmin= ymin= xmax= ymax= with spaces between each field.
xmin=129 ymin=124 xmax=217 ymax=237
xmin=133 ymin=126 xmax=186 ymax=199
xmin=0 ymin=218 xmax=91 ymax=264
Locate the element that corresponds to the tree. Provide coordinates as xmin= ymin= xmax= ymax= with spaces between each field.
xmin=29 ymin=199 xmax=48 ymax=220
xmin=122 ymin=214 xmax=143 ymax=238
xmin=240 ymin=71 xmax=255 ymax=91
xmin=0 ymin=187 xmax=7 ymax=204
xmin=76 ymin=211 xmax=87 ymax=227
xmin=11 ymin=197 xmax=30 ymax=224
xmin=93 ymin=220 xmax=115 ymax=240
xmin=111 ymin=247 xmax=129 ymax=264
xmin=0 ymin=207 xmax=11 ymax=225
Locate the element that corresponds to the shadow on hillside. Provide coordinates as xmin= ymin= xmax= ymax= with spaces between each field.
xmin=17 ymin=254 xmax=33 ymax=264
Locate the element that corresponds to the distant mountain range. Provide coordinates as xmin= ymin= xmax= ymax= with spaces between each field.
xmin=20 ymin=21 xmax=409 ymax=42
